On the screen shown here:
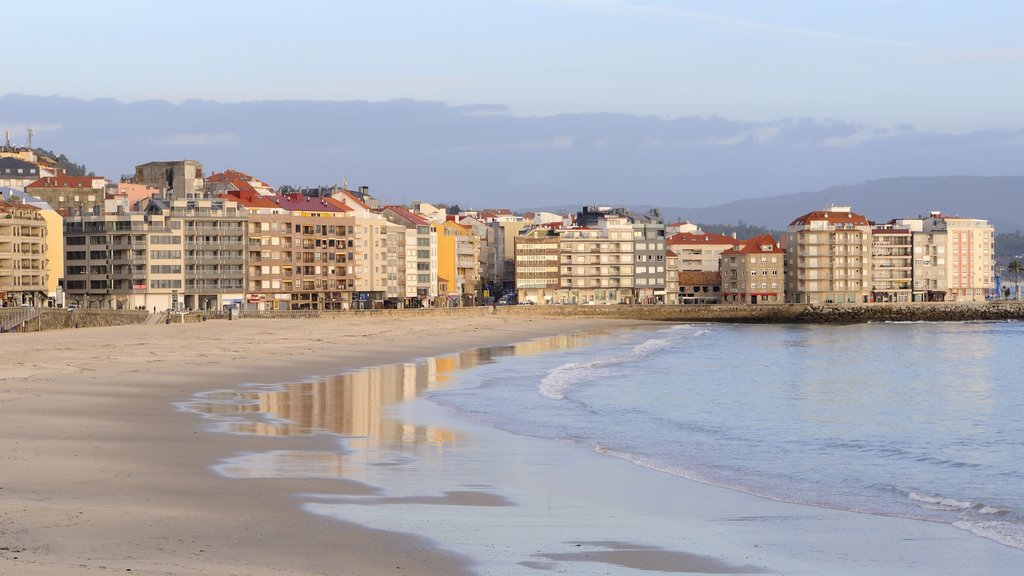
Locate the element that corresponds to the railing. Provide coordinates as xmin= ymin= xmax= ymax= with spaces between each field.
xmin=0 ymin=307 xmax=42 ymax=332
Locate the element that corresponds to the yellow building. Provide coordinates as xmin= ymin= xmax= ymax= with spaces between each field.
xmin=433 ymin=220 xmax=479 ymax=305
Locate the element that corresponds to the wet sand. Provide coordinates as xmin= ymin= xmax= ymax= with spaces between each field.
xmin=0 ymin=316 xmax=642 ymax=575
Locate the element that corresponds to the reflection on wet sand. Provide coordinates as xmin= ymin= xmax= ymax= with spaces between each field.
xmin=182 ymin=333 xmax=589 ymax=450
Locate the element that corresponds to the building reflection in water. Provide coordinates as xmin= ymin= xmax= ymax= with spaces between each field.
xmin=182 ymin=333 xmax=589 ymax=453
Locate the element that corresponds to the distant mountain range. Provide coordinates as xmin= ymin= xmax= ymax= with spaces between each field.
xmin=532 ymin=176 xmax=1022 ymax=233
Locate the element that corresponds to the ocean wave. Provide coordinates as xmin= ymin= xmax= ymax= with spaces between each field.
xmin=953 ymin=519 xmax=1024 ymax=550
xmin=538 ymin=335 xmax=679 ymax=400
xmin=909 ymin=492 xmax=975 ymax=511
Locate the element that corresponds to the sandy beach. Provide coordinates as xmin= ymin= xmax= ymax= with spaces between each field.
xmin=4 ymin=316 xmax=1023 ymax=576
xmin=0 ymin=315 xmax=641 ymax=575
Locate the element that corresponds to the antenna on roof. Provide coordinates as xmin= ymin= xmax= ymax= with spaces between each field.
xmin=27 ymin=127 xmax=34 ymax=149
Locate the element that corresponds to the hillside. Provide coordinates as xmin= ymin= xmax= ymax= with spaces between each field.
xmin=661 ymin=176 xmax=1023 ymax=232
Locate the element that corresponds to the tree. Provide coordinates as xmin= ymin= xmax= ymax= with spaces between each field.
xmin=1008 ymin=259 xmax=1023 ymax=299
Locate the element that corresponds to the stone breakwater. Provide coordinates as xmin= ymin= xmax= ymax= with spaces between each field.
xmin=2 ymin=302 xmax=1024 ymax=332
xmin=499 ymin=301 xmax=1024 ymax=324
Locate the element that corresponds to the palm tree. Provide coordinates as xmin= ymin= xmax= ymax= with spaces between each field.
xmin=1008 ymin=259 xmax=1024 ymax=299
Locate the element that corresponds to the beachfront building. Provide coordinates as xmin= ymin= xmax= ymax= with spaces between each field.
xmin=630 ymin=217 xmax=666 ymax=304
xmin=25 ymin=175 xmax=108 ymax=216
xmin=576 ymin=206 xmax=665 ymax=304
xmin=869 ymin=224 xmax=914 ymax=303
xmin=664 ymin=250 xmax=680 ymax=304
xmin=134 ymin=160 xmax=204 ymax=198
xmin=0 ymin=199 xmax=48 ymax=307
xmin=381 ymin=206 xmax=438 ymax=307
xmin=434 ymin=220 xmax=480 ymax=306
xmin=1 ymin=189 xmax=64 ymax=305
xmin=514 ymin=228 xmax=560 ymax=305
xmin=677 ymin=271 xmax=721 ymax=304
xmin=63 ymin=208 xmax=183 ymax=311
xmin=896 ymin=212 xmax=995 ymax=302
xmin=64 ymin=197 xmax=247 ymax=311
xmin=784 ymin=206 xmax=873 ymax=304
xmin=720 ymin=234 xmax=785 ymax=304
xmin=667 ymin=231 xmax=737 ymax=272
xmin=457 ymin=215 xmax=500 ymax=300
xmin=557 ymin=215 xmax=634 ymax=305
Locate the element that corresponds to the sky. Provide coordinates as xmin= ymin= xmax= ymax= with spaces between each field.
xmin=6 ymin=0 xmax=1024 ymax=132
xmin=2 ymin=1 xmax=1023 ymax=213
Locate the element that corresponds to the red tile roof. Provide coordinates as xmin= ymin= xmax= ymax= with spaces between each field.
xmin=666 ymin=231 xmax=735 ymax=245
xmin=26 ymin=176 xmax=103 ymax=189
xmin=276 ymin=193 xmax=350 ymax=212
xmin=678 ymin=271 xmax=722 ymax=285
xmin=721 ymin=234 xmax=783 ymax=255
xmin=789 ymin=209 xmax=870 ymax=227
xmin=384 ymin=205 xmax=430 ymax=226
xmin=219 ymin=190 xmax=280 ymax=210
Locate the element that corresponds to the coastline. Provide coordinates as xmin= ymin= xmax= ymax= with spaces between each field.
xmin=0 ymin=316 xmax=645 ymax=575
xmin=4 ymin=316 xmax=1022 ymax=575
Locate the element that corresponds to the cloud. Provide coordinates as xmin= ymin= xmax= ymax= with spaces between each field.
xmin=1 ymin=94 xmax=1022 ymax=210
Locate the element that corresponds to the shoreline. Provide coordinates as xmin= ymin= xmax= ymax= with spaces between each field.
xmin=4 ymin=300 xmax=1024 ymax=334
xmin=0 ymin=316 xmax=646 ymax=575
xmin=4 ymin=316 xmax=1022 ymax=575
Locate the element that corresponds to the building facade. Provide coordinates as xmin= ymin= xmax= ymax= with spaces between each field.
xmin=785 ymin=207 xmax=873 ymax=304
xmin=720 ymin=234 xmax=785 ymax=304
xmin=0 ymin=200 xmax=48 ymax=306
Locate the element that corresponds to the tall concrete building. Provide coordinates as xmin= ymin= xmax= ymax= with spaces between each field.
xmin=897 ymin=212 xmax=995 ymax=302
xmin=0 ymin=199 xmax=48 ymax=306
xmin=557 ymin=215 xmax=634 ymax=305
xmin=64 ymin=197 xmax=247 ymax=310
xmin=785 ymin=206 xmax=873 ymax=304
xmin=381 ymin=206 xmax=438 ymax=307
xmin=135 ymin=160 xmax=204 ymax=199
xmin=514 ymin=228 xmax=561 ymax=305
xmin=869 ymin=224 xmax=914 ymax=303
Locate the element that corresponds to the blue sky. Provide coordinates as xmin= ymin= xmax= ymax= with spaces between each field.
xmin=7 ymin=0 xmax=1024 ymax=131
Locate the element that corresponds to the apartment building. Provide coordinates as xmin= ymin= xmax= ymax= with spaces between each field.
xmin=25 ymin=175 xmax=108 ymax=216
xmin=64 ymin=197 xmax=247 ymax=310
xmin=897 ymin=212 xmax=995 ymax=302
xmin=64 ymin=209 xmax=183 ymax=310
xmin=870 ymin=224 xmax=913 ymax=302
xmin=0 ymin=157 xmax=41 ymax=189
xmin=557 ymin=216 xmax=634 ymax=304
xmin=514 ymin=228 xmax=560 ymax=305
xmin=381 ymin=206 xmax=438 ymax=307
xmin=434 ymin=220 xmax=480 ymax=305
xmin=667 ymin=231 xmax=736 ymax=272
xmin=1 ymin=189 xmax=64 ymax=305
xmin=0 ymin=200 xmax=47 ymax=307
xmin=720 ymin=234 xmax=785 ymax=304
xmin=785 ymin=206 xmax=873 ymax=304
xmin=632 ymin=218 xmax=666 ymax=304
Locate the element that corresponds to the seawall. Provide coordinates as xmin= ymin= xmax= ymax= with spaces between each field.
xmin=3 ymin=301 xmax=1024 ymax=333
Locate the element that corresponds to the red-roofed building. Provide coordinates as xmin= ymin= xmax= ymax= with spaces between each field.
xmin=677 ymin=271 xmax=721 ymax=304
xmin=381 ymin=206 xmax=438 ymax=305
xmin=784 ymin=206 xmax=873 ymax=304
xmin=667 ymin=231 xmax=737 ymax=272
xmin=206 ymin=169 xmax=274 ymax=197
xmin=25 ymin=175 xmax=108 ymax=216
xmin=720 ymin=234 xmax=785 ymax=304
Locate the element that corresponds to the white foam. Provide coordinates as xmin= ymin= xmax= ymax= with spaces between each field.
xmin=909 ymin=492 xmax=974 ymax=511
xmin=539 ymin=335 xmax=677 ymax=400
xmin=953 ymin=519 xmax=1024 ymax=550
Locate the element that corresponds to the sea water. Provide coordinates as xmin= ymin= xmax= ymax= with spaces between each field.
xmin=427 ymin=321 xmax=1024 ymax=551
xmin=183 ymin=321 xmax=1024 ymax=573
